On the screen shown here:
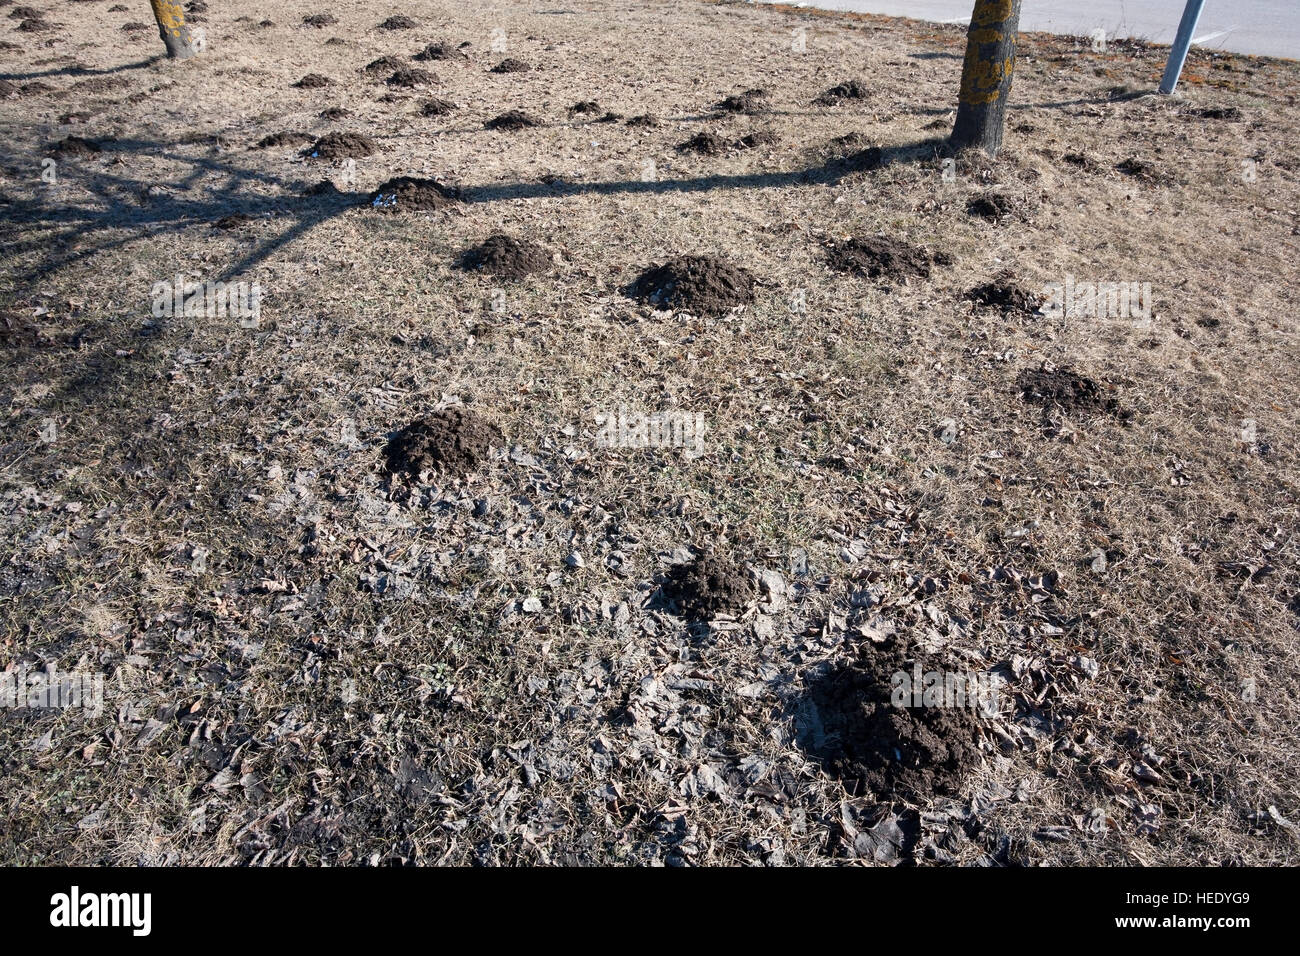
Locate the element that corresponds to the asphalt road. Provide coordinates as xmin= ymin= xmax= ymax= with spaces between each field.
xmin=761 ymin=1 xmax=1300 ymax=59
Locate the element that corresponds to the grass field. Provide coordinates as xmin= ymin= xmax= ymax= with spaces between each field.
xmin=1 ymin=0 xmax=1298 ymax=865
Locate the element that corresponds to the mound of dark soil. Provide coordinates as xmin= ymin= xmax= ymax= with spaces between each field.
xmin=1062 ymin=151 xmax=1096 ymax=171
xmin=363 ymin=55 xmax=406 ymax=76
xmin=387 ymin=67 xmax=435 ymax=88
xmin=303 ymin=13 xmax=336 ymax=28
xmin=8 ymin=7 xmax=42 ymax=19
xmin=1016 ymin=364 xmax=1125 ymax=417
xmin=736 ymin=130 xmax=778 ymax=150
xmin=293 ymin=73 xmax=333 ymax=89
xmin=815 ymin=79 xmax=869 ymax=105
xmin=413 ymin=40 xmax=468 ymax=62
xmin=383 ymin=409 xmax=498 ymax=480
xmin=15 ymin=16 xmax=51 ymax=32
xmin=826 ymin=236 xmax=936 ymax=281
xmin=49 ymin=135 xmax=103 ymax=156
xmin=628 ymin=255 xmax=756 ymax=315
xmin=1116 ymin=156 xmax=1167 ymax=184
xmin=491 ymin=57 xmax=532 ymax=74
xmin=418 ymin=97 xmax=456 ymax=116
xmin=214 ymin=213 xmax=253 ymax=230
xmin=569 ymin=100 xmax=601 ymax=115
xmin=661 ymin=552 xmax=754 ymax=621
xmin=457 ymin=233 xmax=552 ymax=279
xmin=715 ymin=88 xmax=767 ymax=113
xmin=486 ymin=109 xmax=540 ymax=130
xmin=964 ymin=275 xmax=1041 ymax=315
xmin=255 ymin=130 xmax=313 ymax=149
xmin=677 ymin=131 xmax=728 ymax=155
xmin=626 ymin=113 xmax=659 ymax=127
xmin=803 ymin=642 xmax=982 ymax=800
xmin=378 ymin=15 xmax=416 ymax=30
xmin=966 ymin=192 xmax=1015 ymax=221
xmin=369 ymin=176 xmax=458 ymax=212
xmin=319 ymin=106 xmax=351 ymax=121
xmin=305 ymin=132 xmax=375 ymax=159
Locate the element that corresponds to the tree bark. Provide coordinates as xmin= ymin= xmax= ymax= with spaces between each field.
xmin=149 ymin=0 xmax=202 ymax=60
xmin=950 ymin=0 xmax=1022 ymax=156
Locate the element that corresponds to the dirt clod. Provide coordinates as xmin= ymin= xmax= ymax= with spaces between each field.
xmin=965 ymin=274 xmax=1041 ymax=315
xmin=414 ymin=40 xmax=468 ymax=62
xmin=377 ymin=15 xmax=417 ymax=30
xmin=302 ymin=13 xmax=336 ymax=28
xmin=628 ymin=255 xmax=756 ymax=315
xmin=491 ymin=58 xmax=532 ymax=74
xmin=255 ymin=130 xmax=313 ymax=149
xmin=293 ymin=73 xmax=333 ymax=89
xmin=49 ymin=135 xmax=103 ymax=156
xmin=486 ymin=109 xmax=540 ymax=130
xmin=362 ymin=55 xmax=406 ymax=76
xmin=660 ymin=551 xmax=755 ymax=621
xmin=305 ymin=132 xmax=375 ymax=159
xmin=319 ymin=107 xmax=351 ymax=121
xmin=677 ymin=131 xmax=728 ymax=155
xmin=815 ymin=79 xmax=870 ymax=104
xmin=387 ymin=67 xmax=435 ymax=88
xmin=458 ymin=234 xmax=552 ymax=279
xmin=383 ymin=409 xmax=498 ymax=480
xmin=1016 ymin=364 xmax=1125 ymax=417
xmin=802 ymin=642 xmax=982 ymax=800
xmin=966 ymin=192 xmax=1015 ymax=221
xmin=418 ymin=97 xmax=456 ymax=116
xmin=369 ymin=176 xmax=458 ymax=212
xmin=826 ymin=236 xmax=935 ymax=281
xmin=715 ymin=88 xmax=767 ymax=113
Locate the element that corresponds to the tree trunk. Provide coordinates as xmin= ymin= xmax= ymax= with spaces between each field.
xmin=149 ymin=0 xmax=202 ymax=60
xmin=950 ymin=0 xmax=1022 ymax=156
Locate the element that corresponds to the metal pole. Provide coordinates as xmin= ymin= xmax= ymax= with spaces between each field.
xmin=1159 ymin=0 xmax=1207 ymax=94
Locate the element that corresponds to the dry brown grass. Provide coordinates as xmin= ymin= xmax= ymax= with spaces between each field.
xmin=0 ymin=0 xmax=1298 ymax=866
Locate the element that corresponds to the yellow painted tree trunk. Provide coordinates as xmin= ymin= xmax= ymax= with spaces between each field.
xmin=950 ymin=0 xmax=1022 ymax=156
xmin=149 ymin=0 xmax=203 ymax=60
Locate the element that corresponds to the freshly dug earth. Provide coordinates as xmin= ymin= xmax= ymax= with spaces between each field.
xmin=803 ymin=641 xmax=983 ymax=800
xmin=965 ymin=274 xmax=1041 ymax=315
xmin=414 ymin=40 xmax=468 ymax=62
xmin=369 ymin=176 xmax=458 ymax=212
xmin=49 ymin=135 xmax=102 ymax=156
xmin=677 ymin=130 xmax=728 ymax=155
xmin=255 ymin=130 xmax=313 ymax=149
xmin=826 ymin=236 xmax=936 ymax=281
xmin=305 ymin=132 xmax=376 ymax=159
xmin=815 ymin=79 xmax=869 ymax=104
xmin=628 ymin=256 xmax=756 ymax=315
xmin=486 ymin=109 xmax=540 ymax=130
xmin=383 ymin=409 xmax=498 ymax=480
xmin=966 ymin=192 xmax=1016 ymax=221
xmin=387 ymin=68 xmax=436 ymax=88
xmin=363 ymin=55 xmax=407 ymax=76
xmin=1016 ymin=364 xmax=1124 ymax=417
xmin=293 ymin=73 xmax=333 ymax=89
xmin=491 ymin=58 xmax=532 ymax=73
xmin=716 ymin=88 xmax=767 ymax=113
xmin=418 ymin=97 xmax=456 ymax=116
xmin=457 ymin=233 xmax=552 ymax=279
xmin=661 ymin=551 xmax=755 ymax=621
